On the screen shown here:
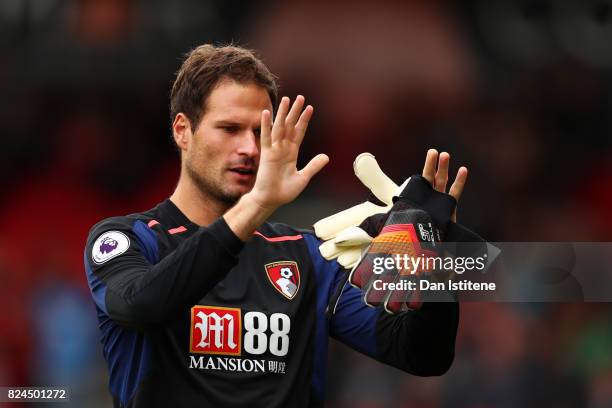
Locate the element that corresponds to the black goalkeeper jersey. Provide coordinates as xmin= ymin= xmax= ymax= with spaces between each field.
xmin=84 ymin=199 xmax=459 ymax=407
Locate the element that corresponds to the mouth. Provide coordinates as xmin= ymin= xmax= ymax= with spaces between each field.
xmin=230 ymin=167 xmax=255 ymax=175
xmin=228 ymin=167 xmax=256 ymax=177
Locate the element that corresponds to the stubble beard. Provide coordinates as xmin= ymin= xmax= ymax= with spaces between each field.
xmin=186 ymin=162 xmax=242 ymax=207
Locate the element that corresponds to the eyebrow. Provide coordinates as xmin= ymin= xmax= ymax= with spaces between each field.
xmin=213 ymin=120 xmax=261 ymax=130
xmin=213 ymin=120 xmax=243 ymax=127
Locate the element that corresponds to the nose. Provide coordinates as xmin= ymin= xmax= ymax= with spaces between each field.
xmin=236 ymin=130 xmax=259 ymax=158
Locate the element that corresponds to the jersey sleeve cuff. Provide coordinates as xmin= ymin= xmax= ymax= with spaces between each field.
xmin=207 ymin=217 xmax=245 ymax=255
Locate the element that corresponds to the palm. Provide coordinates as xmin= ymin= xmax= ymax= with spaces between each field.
xmin=251 ymin=96 xmax=329 ymax=209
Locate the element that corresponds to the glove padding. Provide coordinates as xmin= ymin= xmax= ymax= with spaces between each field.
xmin=349 ymin=175 xmax=456 ymax=313
xmin=319 ymin=155 xmax=495 ymax=316
xmin=315 ymin=153 xmax=406 ymax=269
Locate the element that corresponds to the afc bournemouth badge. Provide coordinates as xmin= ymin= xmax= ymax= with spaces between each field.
xmin=265 ymin=261 xmax=300 ymax=300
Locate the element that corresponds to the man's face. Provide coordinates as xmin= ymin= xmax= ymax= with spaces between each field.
xmin=182 ymin=80 xmax=273 ymax=205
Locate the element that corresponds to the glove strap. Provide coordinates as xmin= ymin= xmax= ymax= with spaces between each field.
xmin=394 ymin=175 xmax=457 ymax=230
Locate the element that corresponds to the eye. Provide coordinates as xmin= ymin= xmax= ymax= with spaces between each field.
xmin=253 ymin=128 xmax=261 ymax=138
xmin=222 ymin=126 xmax=239 ymax=134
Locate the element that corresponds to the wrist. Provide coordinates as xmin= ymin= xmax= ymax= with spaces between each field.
xmin=223 ymin=192 xmax=276 ymax=242
xmin=240 ymin=192 xmax=277 ymax=219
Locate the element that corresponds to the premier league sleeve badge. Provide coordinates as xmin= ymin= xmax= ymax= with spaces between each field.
xmin=92 ymin=231 xmax=131 ymax=264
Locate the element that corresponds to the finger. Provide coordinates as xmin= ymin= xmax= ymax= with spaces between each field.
xmin=448 ymin=166 xmax=468 ymax=202
xmin=335 ymin=226 xmax=374 ymax=246
xmin=272 ymin=96 xmax=290 ymax=143
xmin=285 ymin=95 xmax=305 ymax=128
xmin=338 ymin=247 xmax=365 ymax=269
xmin=294 ymin=105 xmax=314 ymax=146
xmin=422 ymin=148 xmax=438 ymax=185
xmin=319 ymin=239 xmax=342 ymax=259
xmin=435 ymin=152 xmax=450 ymax=192
xmin=313 ymin=200 xmax=381 ymax=240
xmin=353 ymin=153 xmax=398 ymax=206
xmin=299 ymin=153 xmax=329 ymax=182
xmin=260 ymin=110 xmax=272 ymax=148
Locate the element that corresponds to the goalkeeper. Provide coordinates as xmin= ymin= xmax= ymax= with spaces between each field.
xmin=84 ymin=44 xmax=467 ymax=408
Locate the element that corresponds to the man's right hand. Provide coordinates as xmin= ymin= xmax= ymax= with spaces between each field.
xmin=248 ymin=95 xmax=329 ymax=211
xmin=225 ymin=96 xmax=329 ymax=241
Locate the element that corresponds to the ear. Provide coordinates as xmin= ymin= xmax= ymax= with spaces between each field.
xmin=172 ymin=113 xmax=192 ymax=151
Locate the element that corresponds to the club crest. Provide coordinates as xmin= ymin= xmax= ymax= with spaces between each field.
xmin=264 ymin=261 xmax=300 ymax=300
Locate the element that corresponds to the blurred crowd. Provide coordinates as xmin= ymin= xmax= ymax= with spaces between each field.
xmin=1 ymin=1 xmax=611 ymax=407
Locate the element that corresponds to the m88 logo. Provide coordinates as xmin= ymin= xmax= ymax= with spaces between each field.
xmin=190 ymin=306 xmax=291 ymax=357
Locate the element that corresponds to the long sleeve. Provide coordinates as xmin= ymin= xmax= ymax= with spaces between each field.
xmin=329 ymin=275 xmax=459 ymax=376
xmin=317 ymin=246 xmax=459 ymax=376
xmin=84 ymin=216 xmax=244 ymax=329
xmin=374 ymin=301 xmax=459 ymax=375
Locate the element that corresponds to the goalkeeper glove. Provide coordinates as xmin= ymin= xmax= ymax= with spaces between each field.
xmin=319 ymin=154 xmax=495 ymax=315
xmin=314 ymin=153 xmax=407 ymax=269
xmin=349 ymin=175 xmax=457 ymax=313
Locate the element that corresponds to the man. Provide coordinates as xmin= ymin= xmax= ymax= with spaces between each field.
xmin=84 ymin=44 xmax=465 ymax=407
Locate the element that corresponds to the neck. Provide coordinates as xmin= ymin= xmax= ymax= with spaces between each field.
xmin=169 ymin=172 xmax=232 ymax=227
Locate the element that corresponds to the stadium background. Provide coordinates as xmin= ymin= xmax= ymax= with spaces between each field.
xmin=1 ymin=0 xmax=611 ymax=406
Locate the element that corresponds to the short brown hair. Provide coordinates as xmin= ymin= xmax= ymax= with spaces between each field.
xmin=170 ymin=44 xmax=278 ymax=131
